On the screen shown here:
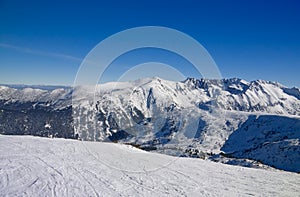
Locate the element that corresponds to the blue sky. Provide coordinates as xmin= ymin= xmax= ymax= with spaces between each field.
xmin=1 ymin=0 xmax=300 ymax=87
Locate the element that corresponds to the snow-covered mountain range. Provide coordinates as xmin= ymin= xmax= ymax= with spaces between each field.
xmin=0 ymin=78 xmax=300 ymax=172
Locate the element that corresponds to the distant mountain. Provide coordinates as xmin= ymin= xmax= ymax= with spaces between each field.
xmin=0 ymin=77 xmax=300 ymax=172
xmin=0 ymin=85 xmax=73 ymax=138
xmin=0 ymin=84 xmax=70 ymax=90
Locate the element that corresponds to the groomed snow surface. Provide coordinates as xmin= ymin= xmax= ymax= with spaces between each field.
xmin=1 ymin=135 xmax=299 ymax=196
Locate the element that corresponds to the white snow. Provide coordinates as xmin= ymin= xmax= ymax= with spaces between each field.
xmin=0 ymin=135 xmax=299 ymax=196
xmin=0 ymin=85 xmax=72 ymax=108
xmin=44 ymin=123 xmax=51 ymax=129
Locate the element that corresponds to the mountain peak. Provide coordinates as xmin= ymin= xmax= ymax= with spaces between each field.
xmin=1 ymin=77 xmax=300 ymax=172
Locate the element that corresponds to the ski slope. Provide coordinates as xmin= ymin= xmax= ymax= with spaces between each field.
xmin=0 ymin=135 xmax=299 ymax=196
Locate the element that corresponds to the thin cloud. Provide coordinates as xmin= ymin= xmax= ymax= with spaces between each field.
xmin=0 ymin=43 xmax=83 ymax=62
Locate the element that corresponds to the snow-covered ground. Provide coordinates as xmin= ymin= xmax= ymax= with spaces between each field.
xmin=1 ymin=135 xmax=299 ymax=196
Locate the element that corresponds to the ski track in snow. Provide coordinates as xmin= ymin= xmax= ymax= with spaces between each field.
xmin=0 ymin=135 xmax=300 ymax=196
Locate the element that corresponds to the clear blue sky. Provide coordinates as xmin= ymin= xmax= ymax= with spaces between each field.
xmin=1 ymin=0 xmax=300 ymax=87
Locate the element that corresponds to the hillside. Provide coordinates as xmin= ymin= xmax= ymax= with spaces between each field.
xmin=0 ymin=135 xmax=299 ymax=196
xmin=1 ymin=77 xmax=300 ymax=172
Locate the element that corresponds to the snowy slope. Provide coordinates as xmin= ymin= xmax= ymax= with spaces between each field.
xmin=70 ymin=78 xmax=300 ymax=172
xmin=221 ymin=115 xmax=300 ymax=172
xmin=0 ymin=85 xmax=72 ymax=109
xmin=73 ymin=77 xmax=300 ymax=138
xmin=72 ymin=77 xmax=300 ymax=144
xmin=1 ymin=135 xmax=299 ymax=196
xmin=1 ymin=77 xmax=300 ymax=172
